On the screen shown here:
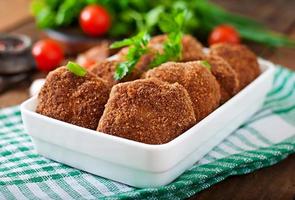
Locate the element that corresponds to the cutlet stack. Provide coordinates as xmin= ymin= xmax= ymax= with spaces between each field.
xmin=37 ymin=34 xmax=260 ymax=144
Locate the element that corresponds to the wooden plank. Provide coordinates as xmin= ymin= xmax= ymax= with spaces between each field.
xmin=193 ymin=154 xmax=295 ymax=200
xmin=212 ymin=0 xmax=295 ymax=33
xmin=269 ymin=28 xmax=295 ymax=70
xmin=0 ymin=82 xmax=30 ymax=108
xmin=0 ymin=0 xmax=32 ymax=32
xmin=9 ymin=21 xmax=44 ymax=42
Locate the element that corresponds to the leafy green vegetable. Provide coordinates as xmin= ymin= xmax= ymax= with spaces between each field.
xmin=55 ymin=0 xmax=85 ymax=26
xmin=66 ymin=61 xmax=87 ymax=77
xmin=113 ymin=60 xmax=136 ymax=81
xmin=30 ymin=0 xmax=45 ymax=15
xmin=111 ymin=31 xmax=150 ymax=80
xmin=145 ymin=6 xmax=164 ymax=30
xmin=30 ymin=0 xmax=295 ymax=47
xmin=45 ymin=0 xmax=60 ymax=10
xmin=237 ymin=28 xmax=295 ymax=47
xmin=110 ymin=38 xmax=134 ymax=49
xmin=149 ymin=9 xmax=185 ymax=68
xmin=111 ymin=8 xmax=187 ymax=79
xmin=31 ymin=0 xmax=86 ymax=28
xmin=32 ymin=6 xmax=57 ymax=28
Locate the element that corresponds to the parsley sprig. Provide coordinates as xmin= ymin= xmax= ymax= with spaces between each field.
xmin=110 ymin=9 xmax=186 ymax=80
xmin=110 ymin=31 xmax=150 ymax=80
xmin=149 ymin=10 xmax=186 ymax=68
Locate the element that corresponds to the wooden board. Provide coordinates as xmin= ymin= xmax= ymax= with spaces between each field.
xmin=195 ymin=154 xmax=295 ymax=200
xmin=0 ymin=0 xmax=32 ymax=32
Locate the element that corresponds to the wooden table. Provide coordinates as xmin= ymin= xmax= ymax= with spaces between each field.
xmin=0 ymin=1 xmax=294 ymax=199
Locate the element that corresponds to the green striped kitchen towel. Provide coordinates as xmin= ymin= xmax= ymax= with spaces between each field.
xmin=1 ymin=66 xmax=295 ymax=200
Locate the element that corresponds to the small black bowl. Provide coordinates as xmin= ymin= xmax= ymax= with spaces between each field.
xmin=0 ymin=34 xmax=35 ymax=75
xmin=44 ymin=28 xmax=110 ymax=55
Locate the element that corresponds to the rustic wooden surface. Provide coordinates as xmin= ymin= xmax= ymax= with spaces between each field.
xmin=0 ymin=1 xmax=294 ymax=199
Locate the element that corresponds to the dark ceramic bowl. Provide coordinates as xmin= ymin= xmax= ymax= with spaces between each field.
xmin=0 ymin=34 xmax=35 ymax=75
xmin=44 ymin=28 xmax=111 ymax=55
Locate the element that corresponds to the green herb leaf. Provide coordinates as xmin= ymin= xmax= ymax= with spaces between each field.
xmin=66 ymin=61 xmax=87 ymax=77
xmin=150 ymin=9 xmax=185 ymax=68
xmin=110 ymin=38 xmax=134 ymax=49
xmin=35 ymin=7 xmax=57 ymax=28
xmin=55 ymin=0 xmax=85 ymax=26
xmin=113 ymin=31 xmax=151 ymax=80
xmin=30 ymin=0 xmax=46 ymax=15
xmin=145 ymin=6 xmax=164 ymax=29
xmin=114 ymin=60 xmax=136 ymax=80
xmin=198 ymin=60 xmax=211 ymax=71
xmin=158 ymin=15 xmax=177 ymax=33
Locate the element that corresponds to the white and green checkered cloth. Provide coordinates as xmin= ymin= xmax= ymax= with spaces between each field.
xmin=1 ymin=66 xmax=295 ymax=200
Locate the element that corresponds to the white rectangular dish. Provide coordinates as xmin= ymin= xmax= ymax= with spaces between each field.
xmin=21 ymin=58 xmax=275 ymax=188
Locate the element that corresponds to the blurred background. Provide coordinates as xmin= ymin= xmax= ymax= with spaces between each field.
xmin=0 ymin=0 xmax=294 ymax=108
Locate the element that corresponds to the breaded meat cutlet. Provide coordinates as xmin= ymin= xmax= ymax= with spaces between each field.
xmin=149 ymin=34 xmax=205 ymax=62
xmin=209 ymin=43 xmax=260 ymax=90
xmin=97 ymin=79 xmax=196 ymax=144
xmin=202 ymin=55 xmax=239 ymax=104
xmin=36 ymin=66 xmax=110 ymax=130
xmin=89 ymin=60 xmax=141 ymax=87
xmin=144 ymin=62 xmax=221 ymax=122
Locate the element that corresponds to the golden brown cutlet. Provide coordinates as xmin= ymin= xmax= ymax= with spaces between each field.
xmin=37 ymin=66 xmax=110 ymax=130
xmin=97 ymin=78 xmax=196 ymax=144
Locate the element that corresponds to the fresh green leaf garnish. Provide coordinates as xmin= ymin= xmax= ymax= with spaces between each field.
xmin=66 ymin=61 xmax=87 ymax=77
xmin=111 ymin=31 xmax=150 ymax=80
xmin=112 ymin=9 xmax=187 ymax=78
xmin=55 ymin=0 xmax=84 ymax=26
xmin=145 ymin=6 xmax=164 ymax=30
xmin=198 ymin=60 xmax=211 ymax=71
xmin=110 ymin=38 xmax=134 ymax=49
xmin=114 ymin=60 xmax=137 ymax=80
xmin=150 ymin=10 xmax=185 ymax=68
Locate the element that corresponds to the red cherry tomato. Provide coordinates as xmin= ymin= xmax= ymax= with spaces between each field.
xmin=32 ymin=39 xmax=64 ymax=72
xmin=208 ymin=24 xmax=240 ymax=46
xmin=79 ymin=5 xmax=111 ymax=36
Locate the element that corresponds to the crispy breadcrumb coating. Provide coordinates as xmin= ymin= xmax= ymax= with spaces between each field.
xmin=205 ymin=55 xmax=240 ymax=104
xmin=149 ymin=34 xmax=205 ymax=62
xmin=209 ymin=43 xmax=260 ymax=90
xmin=97 ymin=78 xmax=196 ymax=144
xmin=36 ymin=66 xmax=110 ymax=130
xmin=144 ymin=62 xmax=221 ymax=122
xmin=89 ymin=60 xmax=141 ymax=87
